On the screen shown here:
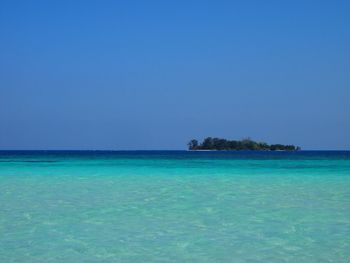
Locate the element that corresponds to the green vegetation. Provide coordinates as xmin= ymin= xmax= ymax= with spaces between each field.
xmin=188 ymin=137 xmax=300 ymax=151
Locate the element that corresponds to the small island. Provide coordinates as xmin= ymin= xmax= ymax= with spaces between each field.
xmin=188 ymin=137 xmax=301 ymax=151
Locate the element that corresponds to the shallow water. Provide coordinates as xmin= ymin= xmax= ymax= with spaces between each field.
xmin=1 ymin=151 xmax=350 ymax=262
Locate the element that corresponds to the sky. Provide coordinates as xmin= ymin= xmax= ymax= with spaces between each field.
xmin=0 ymin=0 xmax=349 ymax=150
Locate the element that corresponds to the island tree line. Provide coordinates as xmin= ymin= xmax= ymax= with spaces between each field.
xmin=188 ymin=137 xmax=300 ymax=151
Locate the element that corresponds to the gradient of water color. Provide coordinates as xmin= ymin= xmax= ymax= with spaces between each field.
xmin=1 ymin=151 xmax=350 ymax=262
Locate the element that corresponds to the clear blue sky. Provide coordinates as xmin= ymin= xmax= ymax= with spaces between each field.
xmin=0 ymin=0 xmax=349 ymax=150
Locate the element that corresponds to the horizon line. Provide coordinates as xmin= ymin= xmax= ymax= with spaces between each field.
xmin=1 ymin=149 xmax=350 ymax=152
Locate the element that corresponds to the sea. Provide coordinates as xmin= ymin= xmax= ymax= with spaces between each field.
xmin=0 ymin=150 xmax=349 ymax=262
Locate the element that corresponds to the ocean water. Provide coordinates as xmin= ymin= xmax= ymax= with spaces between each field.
xmin=0 ymin=151 xmax=350 ymax=263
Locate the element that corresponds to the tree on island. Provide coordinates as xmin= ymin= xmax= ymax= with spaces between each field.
xmin=187 ymin=139 xmax=199 ymax=150
xmin=188 ymin=137 xmax=300 ymax=151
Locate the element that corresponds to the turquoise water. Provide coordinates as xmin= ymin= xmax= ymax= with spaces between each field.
xmin=1 ymin=151 xmax=350 ymax=262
